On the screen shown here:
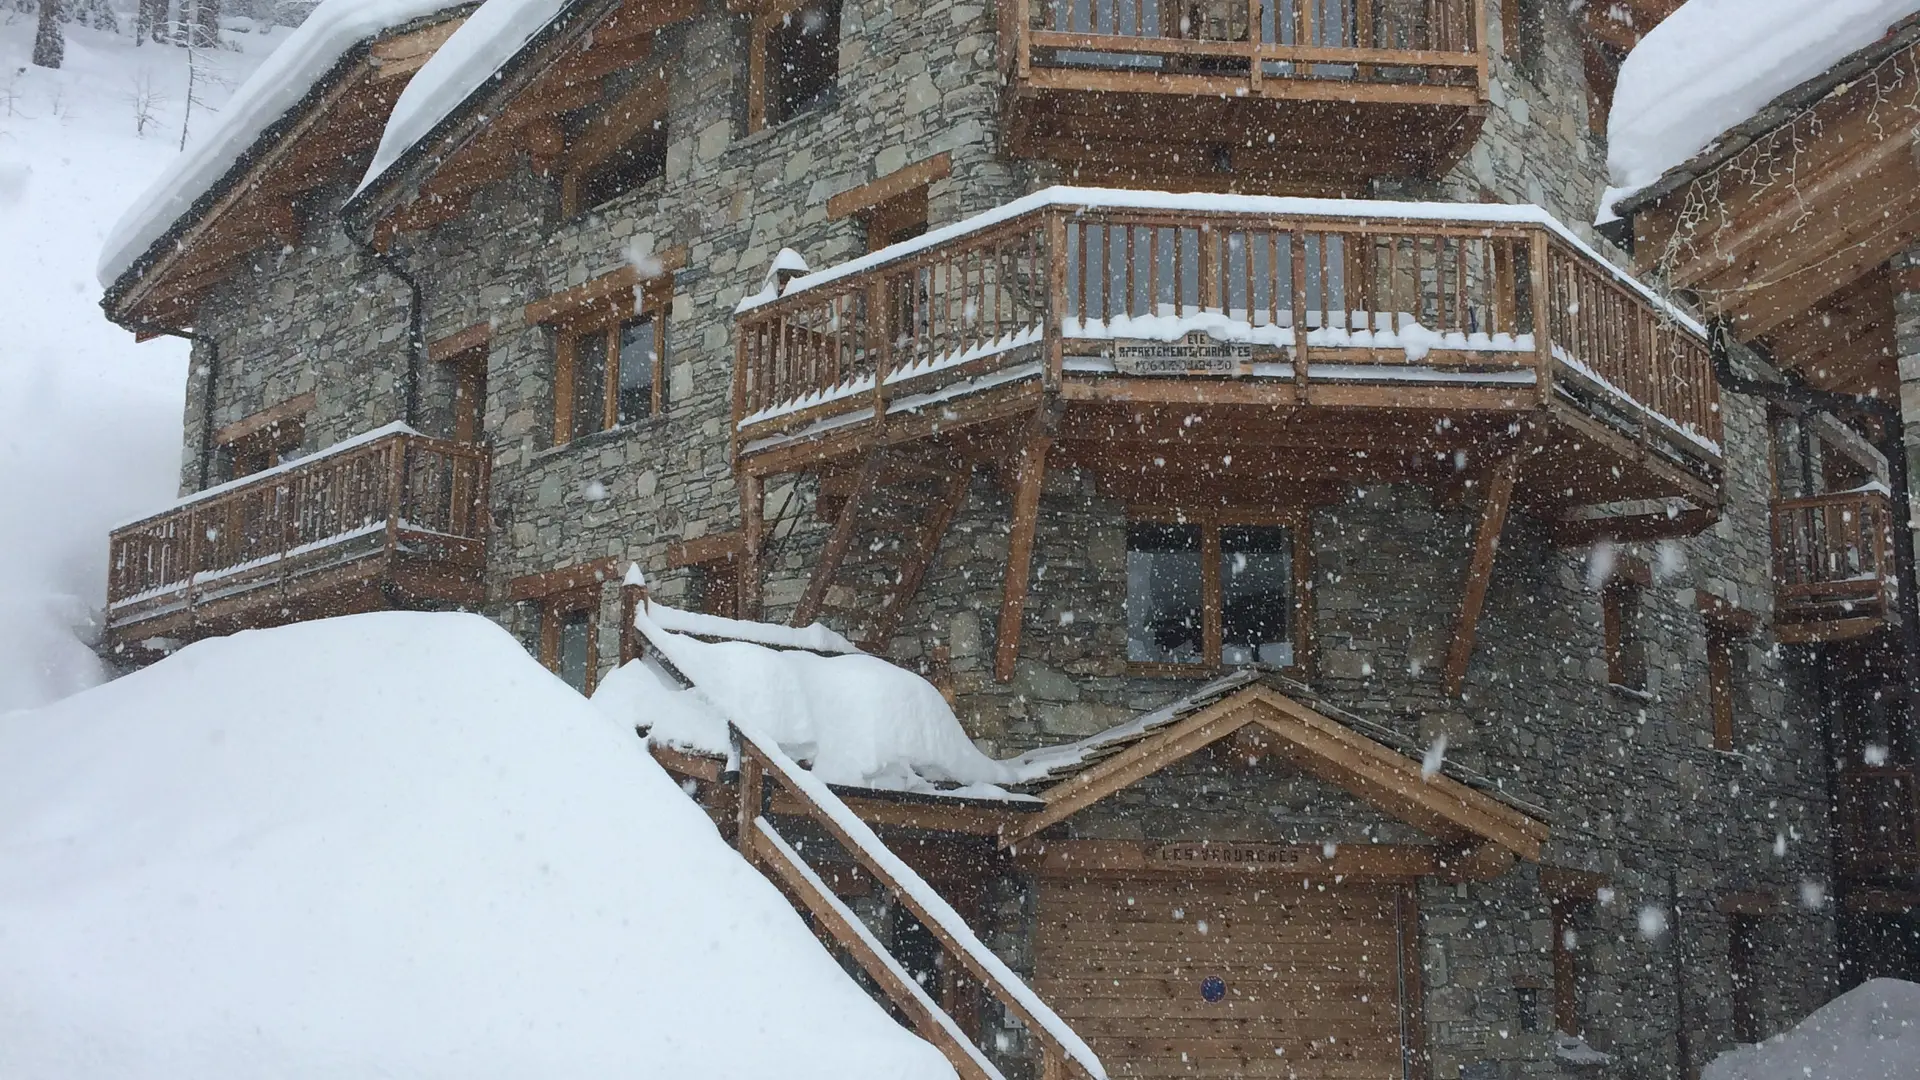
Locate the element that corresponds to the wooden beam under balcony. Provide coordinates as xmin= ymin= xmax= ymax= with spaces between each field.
xmin=103 ymin=428 xmax=490 ymax=653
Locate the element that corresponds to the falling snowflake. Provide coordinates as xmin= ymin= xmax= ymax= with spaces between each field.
xmin=1422 ymin=735 xmax=1447 ymax=780
xmin=1637 ymin=905 xmax=1669 ymax=939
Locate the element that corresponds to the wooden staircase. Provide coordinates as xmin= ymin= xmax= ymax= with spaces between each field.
xmin=791 ymin=445 xmax=971 ymax=650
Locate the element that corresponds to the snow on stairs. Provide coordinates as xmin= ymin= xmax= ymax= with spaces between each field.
xmin=790 ymin=445 xmax=971 ymax=651
xmin=727 ymin=724 xmax=1105 ymax=1080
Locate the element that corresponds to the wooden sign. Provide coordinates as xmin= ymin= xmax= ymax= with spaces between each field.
xmin=1111 ymin=331 xmax=1254 ymax=376
xmin=1148 ymin=842 xmax=1306 ymax=869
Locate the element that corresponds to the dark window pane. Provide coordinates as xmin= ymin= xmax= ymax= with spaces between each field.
xmin=556 ymin=608 xmax=592 ymax=692
xmin=1127 ymin=523 xmax=1203 ymax=664
xmin=577 ymin=121 xmax=667 ymax=212
xmin=1220 ymin=526 xmax=1292 ymax=667
xmin=768 ymin=1 xmax=841 ymax=124
xmin=617 ymin=317 xmax=656 ymax=424
xmin=571 ymin=330 xmax=608 ymax=440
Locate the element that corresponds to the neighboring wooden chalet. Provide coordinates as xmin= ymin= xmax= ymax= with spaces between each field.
xmin=93 ymin=0 xmax=1892 ymax=1075
xmin=1607 ymin=10 xmax=1920 ymax=978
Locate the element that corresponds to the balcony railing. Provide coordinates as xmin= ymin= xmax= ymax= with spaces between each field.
xmin=1011 ymin=0 xmax=1486 ymax=98
xmin=1838 ymin=764 xmax=1920 ymax=881
xmin=1771 ymin=489 xmax=1896 ymax=639
xmin=733 ymin=189 xmax=1720 ymax=471
xmin=106 ymin=425 xmax=489 ymax=636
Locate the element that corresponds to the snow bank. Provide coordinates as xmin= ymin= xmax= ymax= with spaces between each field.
xmin=356 ymin=0 xmax=570 ymax=197
xmin=0 ymin=612 xmax=953 ymax=1080
xmin=1602 ymin=0 xmax=1920 ymax=219
xmin=593 ymin=606 xmax=1017 ymax=794
xmin=97 ymin=0 xmax=460 ymax=286
xmin=1703 ymin=978 xmax=1920 ymax=1080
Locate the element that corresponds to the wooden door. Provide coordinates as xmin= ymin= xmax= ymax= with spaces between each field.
xmin=1035 ymin=875 xmax=1416 ymax=1080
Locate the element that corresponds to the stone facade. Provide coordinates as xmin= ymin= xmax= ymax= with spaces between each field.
xmin=166 ymin=1 xmax=1848 ymax=1077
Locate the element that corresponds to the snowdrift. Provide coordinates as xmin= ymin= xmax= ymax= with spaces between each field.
xmin=0 ymin=612 xmax=953 ymax=1080
xmin=1703 ymin=978 xmax=1920 ymax=1080
xmin=594 ymin=605 xmax=1019 ymax=795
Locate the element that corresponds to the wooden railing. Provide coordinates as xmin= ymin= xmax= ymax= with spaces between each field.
xmin=1771 ymin=490 xmax=1895 ymax=624
xmin=1838 ymin=764 xmax=1920 ymax=880
xmin=734 ymin=198 xmax=1721 ymax=462
xmin=732 ymin=724 xmax=1103 ymax=1080
xmin=108 ymin=428 xmax=490 ymax=612
xmin=1012 ymin=0 xmax=1485 ymax=93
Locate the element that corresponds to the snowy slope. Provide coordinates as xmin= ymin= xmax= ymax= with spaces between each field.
xmin=1602 ymin=0 xmax=1920 ymax=219
xmin=0 ymin=21 xmax=280 ymax=711
xmin=0 ymin=611 xmax=955 ymax=1080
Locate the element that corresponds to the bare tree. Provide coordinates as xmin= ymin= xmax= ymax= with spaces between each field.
xmin=127 ymin=70 xmax=166 ymax=136
xmin=31 ymin=0 xmax=63 ymax=69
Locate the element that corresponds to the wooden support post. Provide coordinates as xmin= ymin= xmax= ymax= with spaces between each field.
xmin=1442 ymin=454 xmax=1520 ymax=697
xmin=1529 ymin=228 xmax=1553 ymax=407
xmin=735 ymin=745 xmax=765 ymax=855
xmin=739 ymin=470 xmax=765 ymax=620
xmin=995 ymin=434 xmax=1051 ymax=682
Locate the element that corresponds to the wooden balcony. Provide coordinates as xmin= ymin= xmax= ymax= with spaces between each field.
xmin=1001 ymin=0 xmax=1489 ymax=183
xmin=734 ymin=190 xmax=1721 ymax=534
xmin=105 ymin=426 xmax=490 ymax=651
xmin=1772 ymin=489 xmax=1899 ymax=644
xmin=1838 ymin=765 xmax=1920 ymax=884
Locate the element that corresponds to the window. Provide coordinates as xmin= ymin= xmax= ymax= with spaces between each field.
xmin=755 ymin=0 xmax=842 ymax=129
xmin=558 ymin=71 xmax=669 ymax=218
xmin=212 ymin=393 xmax=314 ymax=481
xmin=1602 ymin=560 xmax=1649 ymax=692
xmin=224 ymin=416 xmax=304 ymax=479
xmin=1501 ymin=0 xmax=1544 ymax=79
xmin=533 ymin=587 xmax=600 ymax=694
xmin=1551 ymin=898 xmax=1592 ymax=1037
xmin=569 ymin=120 xmax=667 ymax=215
xmin=865 ymin=186 xmax=928 ymax=252
xmin=554 ymin=304 xmax=665 ymax=444
xmin=1701 ymin=596 xmax=1756 ymax=752
xmin=1126 ymin=513 xmax=1304 ymax=671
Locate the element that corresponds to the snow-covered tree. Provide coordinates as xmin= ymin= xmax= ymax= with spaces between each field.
xmin=31 ymin=0 xmax=63 ymax=69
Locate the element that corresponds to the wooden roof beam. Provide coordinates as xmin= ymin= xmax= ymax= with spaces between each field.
xmin=995 ymin=433 xmax=1050 ymax=683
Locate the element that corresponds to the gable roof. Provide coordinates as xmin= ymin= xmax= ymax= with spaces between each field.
xmin=1001 ymin=682 xmax=1551 ymax=861
xmin=100 ymin=2 xmax=472 ymax=329
xmin=342 ymin=0 xmax=696 ymax=236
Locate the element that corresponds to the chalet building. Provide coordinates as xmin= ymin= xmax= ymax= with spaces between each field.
xmin=93 ymin=0 xmax=1918 ymax=1077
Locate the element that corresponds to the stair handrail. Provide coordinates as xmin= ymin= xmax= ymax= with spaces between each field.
xmin=729 ymin=722 xmax=1105 ymax=1080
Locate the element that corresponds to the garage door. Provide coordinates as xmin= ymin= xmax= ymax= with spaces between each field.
xmin=1034 ymin=876 xmax=1413 ymax=1080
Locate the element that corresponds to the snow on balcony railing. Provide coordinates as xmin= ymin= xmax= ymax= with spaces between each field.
xmin=735 ymin=187 xmax=1719 ymax=458
xmin=106 ymin=426 xmax=489 ymax=612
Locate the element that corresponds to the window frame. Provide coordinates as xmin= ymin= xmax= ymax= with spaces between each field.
xmin=747 ymin=0 xmax=843 ymax=132
xmin=536 ymin=586 xmax=601 ymax=695
xmin=550 ymin=278 xmax=671 ymax=445
xmin=1125 ymin=507 xmax=1312 ymax=678
xmin=558 ymin=72 xmax=669 ymax=218
xmin=213 ymin=392 xmax=314 ymax=481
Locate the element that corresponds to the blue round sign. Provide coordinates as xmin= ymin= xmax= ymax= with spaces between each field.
xmin=1200 ymin=975 xmax=1227 ymax=1003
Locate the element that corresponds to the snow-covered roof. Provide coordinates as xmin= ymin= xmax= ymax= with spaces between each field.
xmin=0 ymin=611 xmax=954 ymax=1080
xmin=594 ymin=604 xmax=1022 ymax=797
xmin=1702 ymin=978 xmax=1920 ymax=1080
xmin=1601 ymin=0 xmax=1920 ymax=221
xmin=353 ymin=0 xmax=578 ymax=200
xmin=98 ymin=0 xmax=466 ymax=290
xmin=738 ymin=186 xmax=1706 ymax=338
